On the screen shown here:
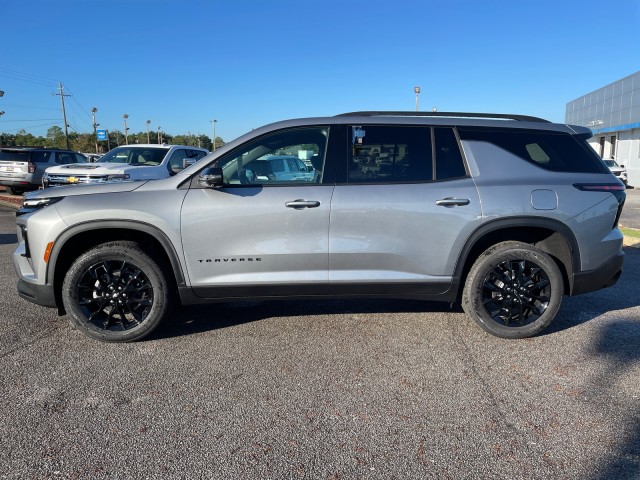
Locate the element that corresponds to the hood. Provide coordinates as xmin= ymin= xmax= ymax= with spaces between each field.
xmin=24 ymin=179 xmax=148 ymax=199
xmin=45 ymin=162 xmax=129 ymax=175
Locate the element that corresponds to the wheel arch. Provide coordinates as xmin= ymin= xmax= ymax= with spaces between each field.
xmin=47 ymin=220 xmax=186 ymax=312
xmin=454 ymin=217 xmax=580 ymax=298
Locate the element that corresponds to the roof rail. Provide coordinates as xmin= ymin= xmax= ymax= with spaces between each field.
xmin=335 ymin=111 xmax=551 ymax=123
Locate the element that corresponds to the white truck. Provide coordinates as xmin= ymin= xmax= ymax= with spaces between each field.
xmin=42 ymin=144 xmax=209 ymax=187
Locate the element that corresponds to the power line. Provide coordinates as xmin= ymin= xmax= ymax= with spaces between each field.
xmin=0 ymin=67 xmax=58 ymax=87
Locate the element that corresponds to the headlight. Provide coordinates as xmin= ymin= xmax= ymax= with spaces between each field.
xmin=17 ymin=197 xmax=64 ymax=217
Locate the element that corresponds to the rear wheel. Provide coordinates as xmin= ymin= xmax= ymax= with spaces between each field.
xmin=462 ymin=241 xmax=563 ymax=338
xmin=8 ymin=187 xmax=23 ymax=195
xmin=62 ymin=241 xmax=172 ymax=342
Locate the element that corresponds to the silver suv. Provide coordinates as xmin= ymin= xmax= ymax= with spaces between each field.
xmin=0 ymin=147 xmax=87 ymax=194
xmin=13 ymin=112 xmax=626 ymax=342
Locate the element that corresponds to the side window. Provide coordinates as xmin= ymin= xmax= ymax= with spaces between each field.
xmin=168 ymin=149 xmax=189 ymax=172
xmin=56 ymin=152 xmax=74 ymax=164
xmin=189 ymin=150 xmax=207 ymax=161
xmin=434 ymin=128 xmax=466 ymax=180
xmin=458 ymin=128 xmax=609 ymax=173
xmin=75 ymin=153 xmax=87 ymax=163
xmin=348 ymin=126 xmax=432 ymax=183
xmin=214 ymin=127 xmax=328 ymax=185
xmin=31 ymin=151 xmax=51 ymax=163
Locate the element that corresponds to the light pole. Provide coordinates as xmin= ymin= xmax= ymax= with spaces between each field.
xmin=0 ymin=110 xmax=4 ymax=148
xmin=91 ymin=107 xmax=99 ymax=153
xmin=414 ymin=86 xmax=421 ymax=112
xmin=0 ymin=90 xmax=4 ymax=147
xmin=211 ymin=119 xmax=217 ymax=151
xmin=146 ymin=120 xmax=151 ymax=143
xmin=123 ymin=114 xmax=129 ymax=144
xmin=157 ymin=126 xmax=162 ymax=144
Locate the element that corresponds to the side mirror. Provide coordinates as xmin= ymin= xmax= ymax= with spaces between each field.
xmin=620 ymin=164 xmax=625 ymax=168
xmin=197 ymin=167 xmax=223 ymax=188
xmin=182 ymin=158 xmax=197 ymax=169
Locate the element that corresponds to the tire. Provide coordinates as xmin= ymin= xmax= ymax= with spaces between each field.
xmin=462 ymin=241 xmax=563 ymax=339
xmin=62 ymin=241 xmax=173 ymax=342
xmin=8 ymin=187 xmax=23 ymax=195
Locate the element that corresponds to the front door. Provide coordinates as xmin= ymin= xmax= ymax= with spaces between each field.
xmin=181 ymin=126 xmax=334 ymax=298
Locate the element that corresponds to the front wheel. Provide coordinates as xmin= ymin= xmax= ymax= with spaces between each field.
xmin=462 ymin=241 xmax=563 ymax=339
xmin=62 ymin=241 xmax=172 ymax=342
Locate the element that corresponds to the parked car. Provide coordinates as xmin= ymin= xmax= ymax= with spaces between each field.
xmin=603 ymin=159 xmax=628 ymax=185
xmin=14 ymin=111 xmax=625 ymax=342
xmin=42 ymin=144 xmax=209 ymax=187
xmin=0 ymin=147 xmax=87 ymax=195
xmin=242 ymin=155 xmax=315 ymax=183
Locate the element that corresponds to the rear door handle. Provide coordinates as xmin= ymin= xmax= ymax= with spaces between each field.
xmin=435 ymin=198 xmax=470 ymax=207
xmin=285 ymin=199 xmax=321 ymax=209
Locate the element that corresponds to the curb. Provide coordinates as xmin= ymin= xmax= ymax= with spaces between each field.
xmin=623 ymin=236 xmax=640 ymax=249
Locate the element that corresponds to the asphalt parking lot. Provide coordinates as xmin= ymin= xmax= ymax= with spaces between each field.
xmin=0 ymin=203 xmax=639 ymax=479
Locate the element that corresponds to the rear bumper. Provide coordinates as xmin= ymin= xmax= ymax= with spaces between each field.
xmin=571 ymin=251 xmax=624 ymax=296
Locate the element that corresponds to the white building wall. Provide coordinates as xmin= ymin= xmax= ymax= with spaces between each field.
xmin=567 ymin=71 xmax=640 ymax=187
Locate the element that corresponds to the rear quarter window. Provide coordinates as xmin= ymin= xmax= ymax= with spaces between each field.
xmin=458 ymin=128 xmax=608 ymax=174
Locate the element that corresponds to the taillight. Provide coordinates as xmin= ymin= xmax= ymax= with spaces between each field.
xmin=573 ymin=183 xmax=625 ymax=192
xmin=28 ymin=162 xmax=35 ymax=173
xmin=573 ymin=183 xmax=626 ymax=228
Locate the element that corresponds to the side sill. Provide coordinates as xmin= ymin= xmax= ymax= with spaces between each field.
xmin=179 ymin=281 xmax=460 ymax=305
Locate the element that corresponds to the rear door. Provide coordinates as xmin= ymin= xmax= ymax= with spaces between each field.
xmin=329 ymin=125 xmax=482 ymax=294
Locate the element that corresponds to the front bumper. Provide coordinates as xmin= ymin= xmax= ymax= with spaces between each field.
xmin=17 ymin=278 xmax=58 ymax=308
xmin=571 ymin=251 xmax=624 ymax=296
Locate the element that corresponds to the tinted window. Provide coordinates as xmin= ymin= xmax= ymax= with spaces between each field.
xmin=32 ymin=151 xmax=52 ymax=163
xmin=0 ymin=150 xmax=30 ymax=162
xmin=434 ymin=128 xmax=466 ymax=180
xmin=458 ymin=128 xmax=608 ymax=174
xmin=348 ymin=126 xmax=432 ymax=183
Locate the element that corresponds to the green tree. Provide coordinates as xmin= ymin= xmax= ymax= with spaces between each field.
xmin=46 ymin=126 xmax=66 ymax=148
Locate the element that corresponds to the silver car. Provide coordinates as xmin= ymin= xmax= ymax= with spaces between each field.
xmin=0 ymin=147 xmax=87 ymax=194
xmin=13 ymin=112 xmax=626 ymax=342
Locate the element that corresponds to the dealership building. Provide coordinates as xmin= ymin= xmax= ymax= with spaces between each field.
xmin=565 ymin=70 xmax=640 ymax=187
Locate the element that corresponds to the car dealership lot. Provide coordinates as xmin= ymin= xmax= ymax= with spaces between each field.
xmin=0 ymin=204 xmax=638 ymax=479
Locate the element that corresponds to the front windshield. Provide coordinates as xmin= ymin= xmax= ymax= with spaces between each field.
xmin=99 ymin=147 xmax=167 ymax=166
xmin=604 ymin=160 xmax=619 ymax=167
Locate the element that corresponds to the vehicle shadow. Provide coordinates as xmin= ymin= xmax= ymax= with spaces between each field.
xmin=0 ymin=233 xmax=17 ymax=245
xmin=543 ymin=246 xmax=640 ymax=336
xmin=588 ymin=320 xmax=640 ymax=479
xmin=150 ymin=297 xmax=462 ymax=341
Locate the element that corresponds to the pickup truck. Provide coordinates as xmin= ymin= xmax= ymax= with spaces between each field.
xmin=42 ymin=144 xmax=209 ymax=187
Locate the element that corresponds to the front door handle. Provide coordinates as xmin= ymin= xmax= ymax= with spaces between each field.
xmin=435 ymin=198 xmax=470 ymax=207
xmin=285 ymin=199 xmax=321 ymax=209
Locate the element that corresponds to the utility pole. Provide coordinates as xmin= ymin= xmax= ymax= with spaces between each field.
xmin=211 ymin=119 xmax=217 ymax=151
xmin=54 ymin=82 xmax=71 ymax=149
xmin=146 ymin=120 xmax=151 ymax=143
xmin=91 ymin=107 xmax=99 ymax=153
xmin=123 ymin=114 xmax=129 ymax=144
xmin=414 ymin=86 xmax=421 ymax=112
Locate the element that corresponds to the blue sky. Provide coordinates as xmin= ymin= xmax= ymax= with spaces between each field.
xmin=1 ymin=0 xmax=639 ymax=143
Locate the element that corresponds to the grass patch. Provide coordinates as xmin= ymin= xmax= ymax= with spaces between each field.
xmin=621 ymin=227 xmax=640 ymax=238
